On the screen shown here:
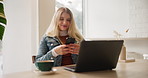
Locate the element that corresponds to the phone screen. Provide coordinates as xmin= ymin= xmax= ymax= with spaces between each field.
xmin=65 ymin=37 xmax=75 ymax=45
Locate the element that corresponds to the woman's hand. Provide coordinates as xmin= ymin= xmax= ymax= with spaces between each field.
xmin=54 ymin=44 xmax=80 ymax=55
xmin=67 ymin=43 xmax=80 ymax=55
xmin=54 ymin=45 xmax=69 ymax=55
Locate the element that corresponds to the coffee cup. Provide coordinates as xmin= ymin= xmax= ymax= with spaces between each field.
xmin=35 ymin=60 xmax=54 ymax=71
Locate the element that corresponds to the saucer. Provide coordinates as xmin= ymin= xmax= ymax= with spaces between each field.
xmin=34 ymin=69 xmax=57 ymax=75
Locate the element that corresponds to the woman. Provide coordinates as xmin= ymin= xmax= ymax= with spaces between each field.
xmin=35 ymin=7 xmax=84 ymax=66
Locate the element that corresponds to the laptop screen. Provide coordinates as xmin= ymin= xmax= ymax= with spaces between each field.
xmin=74 ymin=40 xmax=124 ymax=72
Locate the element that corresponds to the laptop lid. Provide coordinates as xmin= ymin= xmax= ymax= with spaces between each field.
xmin=74 ymin=40 xmax=124 ymax=72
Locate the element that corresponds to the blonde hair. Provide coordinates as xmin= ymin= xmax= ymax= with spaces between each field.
xmin=46 ymin=7 xmax=83 ymax=43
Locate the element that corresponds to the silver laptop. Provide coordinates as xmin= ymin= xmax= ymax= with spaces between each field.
xmin=64 ymin=40 xmax=124 ymax=72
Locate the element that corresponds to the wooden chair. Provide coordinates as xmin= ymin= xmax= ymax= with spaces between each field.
xmin=32 ymin=55 xmax=36 ymax=63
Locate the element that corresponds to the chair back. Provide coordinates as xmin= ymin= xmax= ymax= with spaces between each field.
xmin=32 ymin=55 xmax=36 ymax=63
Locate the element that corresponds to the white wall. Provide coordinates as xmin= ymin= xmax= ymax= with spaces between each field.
xmin=30 ymin=0 xmax=55 ymax=55
xmin=2 ymin=0 xmax=55 ymax=74
xmin=85 ymin=0 xmax=148 ymax=38
xmin=3 ymin=0 xmax=32 ymax=74
xmin=128 ymin=0 xmax=148 ymax=38
xmin=86 ymin=0 xmax=129 ymax=38
xmin=31 ymin=0 xmax=38 ymax=56
xmin=85 ymin=0 xmax=148 ymax=54
xmin=39 ymin=0 xmax=55 ymax=43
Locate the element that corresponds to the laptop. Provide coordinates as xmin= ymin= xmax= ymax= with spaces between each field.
xmin=64 ymin=40 xmax=124 ymax=72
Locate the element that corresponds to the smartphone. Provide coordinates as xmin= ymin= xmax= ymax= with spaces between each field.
xmin=65 ymin=37 xmax=75 ymax=45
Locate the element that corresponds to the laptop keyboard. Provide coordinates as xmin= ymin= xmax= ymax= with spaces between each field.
xmin=64 ymin=65 xmax=76 ymax=72
xmin=67 ymin=66 xmax=76 ymax=69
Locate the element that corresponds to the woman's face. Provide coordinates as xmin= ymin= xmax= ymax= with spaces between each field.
xmin=58 ymin=12 xmax=71 ymax=31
